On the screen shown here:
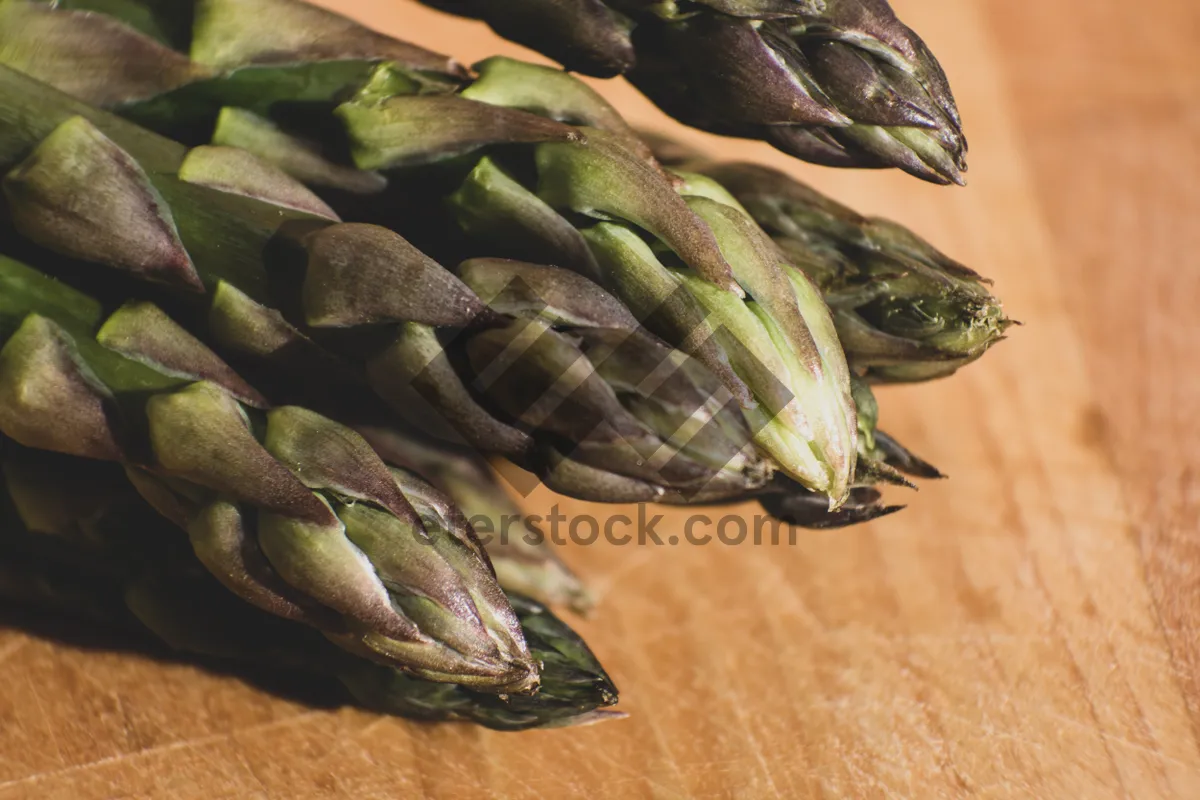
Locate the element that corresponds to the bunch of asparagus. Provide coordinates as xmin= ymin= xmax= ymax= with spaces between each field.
xmin=0 ymin=0 xmax=1007 ymax=729
xmin=0 ymin=441 xmax=619 ymax=730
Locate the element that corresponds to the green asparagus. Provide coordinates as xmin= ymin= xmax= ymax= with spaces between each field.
xmin=417 ymin=0 xmax=966 ymax=183
xmin=357 ymin=425 xmax=594 ymax=613
xmin=675 ymin=160 xmax=1011 ymax=382
xmin=0 ymin=443 xmax=620 ymax=730
xmin=0 ymin=0 xmax=860 ymax=507
xmin=0 ymin=252 xmax=537 ymax=691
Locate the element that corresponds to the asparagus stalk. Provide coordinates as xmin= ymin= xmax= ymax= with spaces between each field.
xmin=749 ymin=373 xmax=940 ymax=528
xmin=0 ymin=444 xmax=620 ymax=730
xmin=0 ymin=0 xmax=860 ymax=508
xmin=670 ymin=161 xmax=1012 ymax=382
xmin=357 ymin=425 xmax=595 ymax=613
xmin=0 ymin=252 xmax=538 ymax=692
xmin=416 ymin=0 xmax=966 ymax=183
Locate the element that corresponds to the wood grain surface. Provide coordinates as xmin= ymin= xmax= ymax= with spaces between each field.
xmin=2 ymin=1 xmax=1198 ymax=797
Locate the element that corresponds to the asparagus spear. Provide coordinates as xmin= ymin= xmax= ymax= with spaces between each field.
xmin=0 ymin=252 xmax=538 ymax=692
xmin=416 ymin=0 xmax=966 ymax=183
xmin=0 ymin=443 xmax=620 ymax=730
xmin=748 ymin=373 xmax=940 ymax=528
xmin=357 ymin=425 xmax=595 ymax=613
xmin=671 ymin=161 xmax=1012 ymax=382
xmin=0 ymin=1 xmax=860 ymax=507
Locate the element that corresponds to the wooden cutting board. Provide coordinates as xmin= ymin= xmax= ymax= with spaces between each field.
xmin=2 ymin=1 xmax=1197 ymax=797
